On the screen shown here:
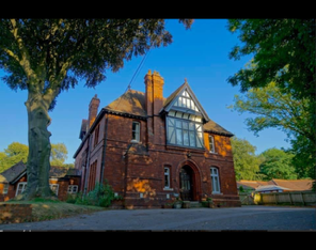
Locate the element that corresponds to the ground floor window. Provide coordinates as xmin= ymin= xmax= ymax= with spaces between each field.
xmin=15 ymin=182 xmax=27 ymax=196
xmin=210 ymin=167 xmax=221 ymax=194
xmin=164 ymin=167 xmax=171 ymax=189
xmin=68 ymin=185 xmax=78 ymax=194
xmin=50 ymin=184 xmax=59 ymax=196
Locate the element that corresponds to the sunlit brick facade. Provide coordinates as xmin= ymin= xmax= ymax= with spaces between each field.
xmin=74 ymin=70 xmax=241 ymax=209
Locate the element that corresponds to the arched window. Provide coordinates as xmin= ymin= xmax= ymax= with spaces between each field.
xmin=210 ymin=167 xmax=221 ymax=194
xmin=209 ymin=135 xmax=215 ymax=153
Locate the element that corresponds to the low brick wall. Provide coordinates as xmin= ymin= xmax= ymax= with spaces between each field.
xmin=0 ymin=203 xmax=32 ymax=224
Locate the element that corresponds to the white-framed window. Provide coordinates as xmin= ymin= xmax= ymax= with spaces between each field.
xmin=16 ymin=182 xmax=27 ymax=196
xmin=164 ymin=167 xmax=171 ymax=189
xmin=132 ymin=121 xmax=140 ymax=142
xmin=50 ymin=184 xmax=59 ymax=196
xmin=68 ymin=185 xmax=78 ymax=194
xmin=3 ymin=184 xmax=9 ymax=194
xmin=210 ymin=167 xmax=221 ymax=194
xmin=209 ymin=135 xmax=215 ymax=153
xmin=166 ymin=114 xmax=204 ymax=149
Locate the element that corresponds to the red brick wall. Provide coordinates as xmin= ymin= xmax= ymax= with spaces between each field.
xmin=98 ymin=113 xmax=240 ymax=209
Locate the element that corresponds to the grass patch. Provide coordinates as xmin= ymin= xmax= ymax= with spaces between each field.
xmin=0 ymin=201 xmax=105 ymax=223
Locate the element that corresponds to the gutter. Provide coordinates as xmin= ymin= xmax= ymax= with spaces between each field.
xmin=99 ymin=114 xmax=109 ymax=185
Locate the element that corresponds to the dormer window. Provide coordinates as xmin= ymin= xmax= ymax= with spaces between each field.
xmin=132 ymin=121 xmax=140 ymax=142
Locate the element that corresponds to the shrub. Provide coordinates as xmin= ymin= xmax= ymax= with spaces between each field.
xmin=73 ymin=180 xmax=121 ymax=207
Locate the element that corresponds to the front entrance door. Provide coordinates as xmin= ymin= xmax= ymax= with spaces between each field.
xmin=179 ymin=166 xmax=193 ymax=201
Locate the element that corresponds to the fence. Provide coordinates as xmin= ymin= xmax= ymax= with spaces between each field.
xmin=239 ymin=191 xmax=316 ymax=206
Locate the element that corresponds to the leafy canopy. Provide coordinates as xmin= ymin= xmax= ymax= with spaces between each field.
xmin=227 ymin=19 xmax=316 ymax=180
xmin=231 ymin=137 xmax=263 ymax=181
xmin=0 ymin=142 xmax=72 ymax=173
xmin=227 ymin=19 xmax=315 ymax=100
xmin=0 ymin=19 xmax=193 ymax=110
xmin=259 ymin=148 xmax=297 ymax=180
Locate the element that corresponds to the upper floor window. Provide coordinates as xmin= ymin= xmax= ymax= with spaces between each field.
xmin=166 ymin=111 xmax=204 ymax=149
xmin=3 ymin=184 xmax=8 ymax=194
xmin=16 ymin=182 xmax=27 ymax=197
xmin=164 ymin=167 xmax=171 ymax=189
xmin=132 ymin=121 xmax=140 ymax=142
xmin=94 ymin=124 xmax=100 ymax=147
xmin=210 ymin=167 xmax=221 ymax=194
xmin=209 ymin=135 xmax=215 ymax=153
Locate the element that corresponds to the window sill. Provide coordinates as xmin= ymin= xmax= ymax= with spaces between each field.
xmin=163 ymin=187 xmax=174 ymax=191
xmin=130 ymin=140 xmax=140 ymax=143
xmin=209 ymin=151 xmax=217 ymax=154
xmin=212 ymin=192 xmax=223 ymax=195
xmin=166 ymin=144 xmax=205 ymax=153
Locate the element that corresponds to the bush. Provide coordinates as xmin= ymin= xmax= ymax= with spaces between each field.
xmin=71 ymin=180 xmax=121 ymax=207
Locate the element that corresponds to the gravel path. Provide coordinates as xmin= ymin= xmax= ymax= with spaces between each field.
xmin=0 ymin=205 xmax=315 ymax=231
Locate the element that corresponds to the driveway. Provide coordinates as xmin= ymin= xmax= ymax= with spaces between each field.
xmin=0 ymin=205 xmax=315 ymax=231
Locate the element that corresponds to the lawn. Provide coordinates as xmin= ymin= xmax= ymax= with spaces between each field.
xmin=0 ymin=198 xmax=105 ymax=223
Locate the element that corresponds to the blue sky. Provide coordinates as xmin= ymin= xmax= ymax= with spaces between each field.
xmin=0 ymin=19 xmax=290 ymax=163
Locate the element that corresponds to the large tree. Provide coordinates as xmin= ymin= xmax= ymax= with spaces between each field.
xmin=228 ymin=81 xmax=315 ymax=179
xmin=231 ymin=137 xmax=263 ymax=181
xmin=0 ymin=19 xmax=193 ymax=200
xmin=259 ymin=148 xmax=297 ymax=180
xmin=227 ymin=19 xmax=316 ymax=179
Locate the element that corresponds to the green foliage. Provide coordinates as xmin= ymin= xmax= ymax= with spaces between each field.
xmin=0 ymin=141 xmax=72 ymax=173
xmin=0 ymin=19 xmax=193 ymax=110
xmin=227 ymin=19 xmax=316 ymax=180
xmin=50 ymin=143 xmax=68 ymax=166
xmin=231 ymin=137 xmax=263 ymax=181
xmin=239 ymin=186 xmax=244 ymax=192
xmin=228 ymin=81 xmax=315 ymax=179
xmin=0 ymin=142 xmax=28 ymax=173
xmin=227 ymin=19 xmax=315 ymax=100
xmin=259 ymin=148 xmax=297 ymax=180
xmin=70 ymin=180 xmax=120 ymax=207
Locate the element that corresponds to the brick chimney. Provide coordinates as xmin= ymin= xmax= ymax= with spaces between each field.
xmin=144 ymin=70 xmax=164 ymax=146
xmin=144 ymin=70 xmax=164 ymax=116
xmin=88 ymin=94 xmax=100 ymax=128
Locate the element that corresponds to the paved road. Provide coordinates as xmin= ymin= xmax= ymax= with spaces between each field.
xmin=0 ymin=205 xmax=315 ymax=231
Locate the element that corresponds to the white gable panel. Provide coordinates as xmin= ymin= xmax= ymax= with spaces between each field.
xmin=172 ymin=89 xmax=201 ymax=112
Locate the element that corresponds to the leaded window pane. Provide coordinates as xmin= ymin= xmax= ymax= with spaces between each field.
xmin=189 ymin=131 xmax=196 ymax=147
xmin=183 ymin=130 xmax=189 ymax=146
xmin=176 ymin=129 xmax=182 ymax=144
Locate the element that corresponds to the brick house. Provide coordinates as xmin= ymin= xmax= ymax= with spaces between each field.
xmin=0 ymin=161 xmax=81 ymax=202
xmin=74 ymin=70 xmax=241 ymax=209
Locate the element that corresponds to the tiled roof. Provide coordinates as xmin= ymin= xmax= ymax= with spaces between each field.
xmin=104 ymin=88 xmax=233 ymax=137
xmin=0 ymin=163 xmax=80 ymax=183
xmin=49 ymin=166 xmax=79 ymax=178
xmin=238 ymin=179 xmax=314 ymax=192
xmin=270 ymin=179 xmax=314 ymax=191
xmin=203 ymin=119 xmax=234 ymax=137
xmin=104 ymin=90 xmax=147 ymax=117
xmin=0 ymin=161 xmax=26 ymax=183
xmin=237 ymin=181 xmax=261 ymax=189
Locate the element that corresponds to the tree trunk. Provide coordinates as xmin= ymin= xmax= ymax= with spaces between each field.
xmin=14 ymin=93 xmax=56 ymax=201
